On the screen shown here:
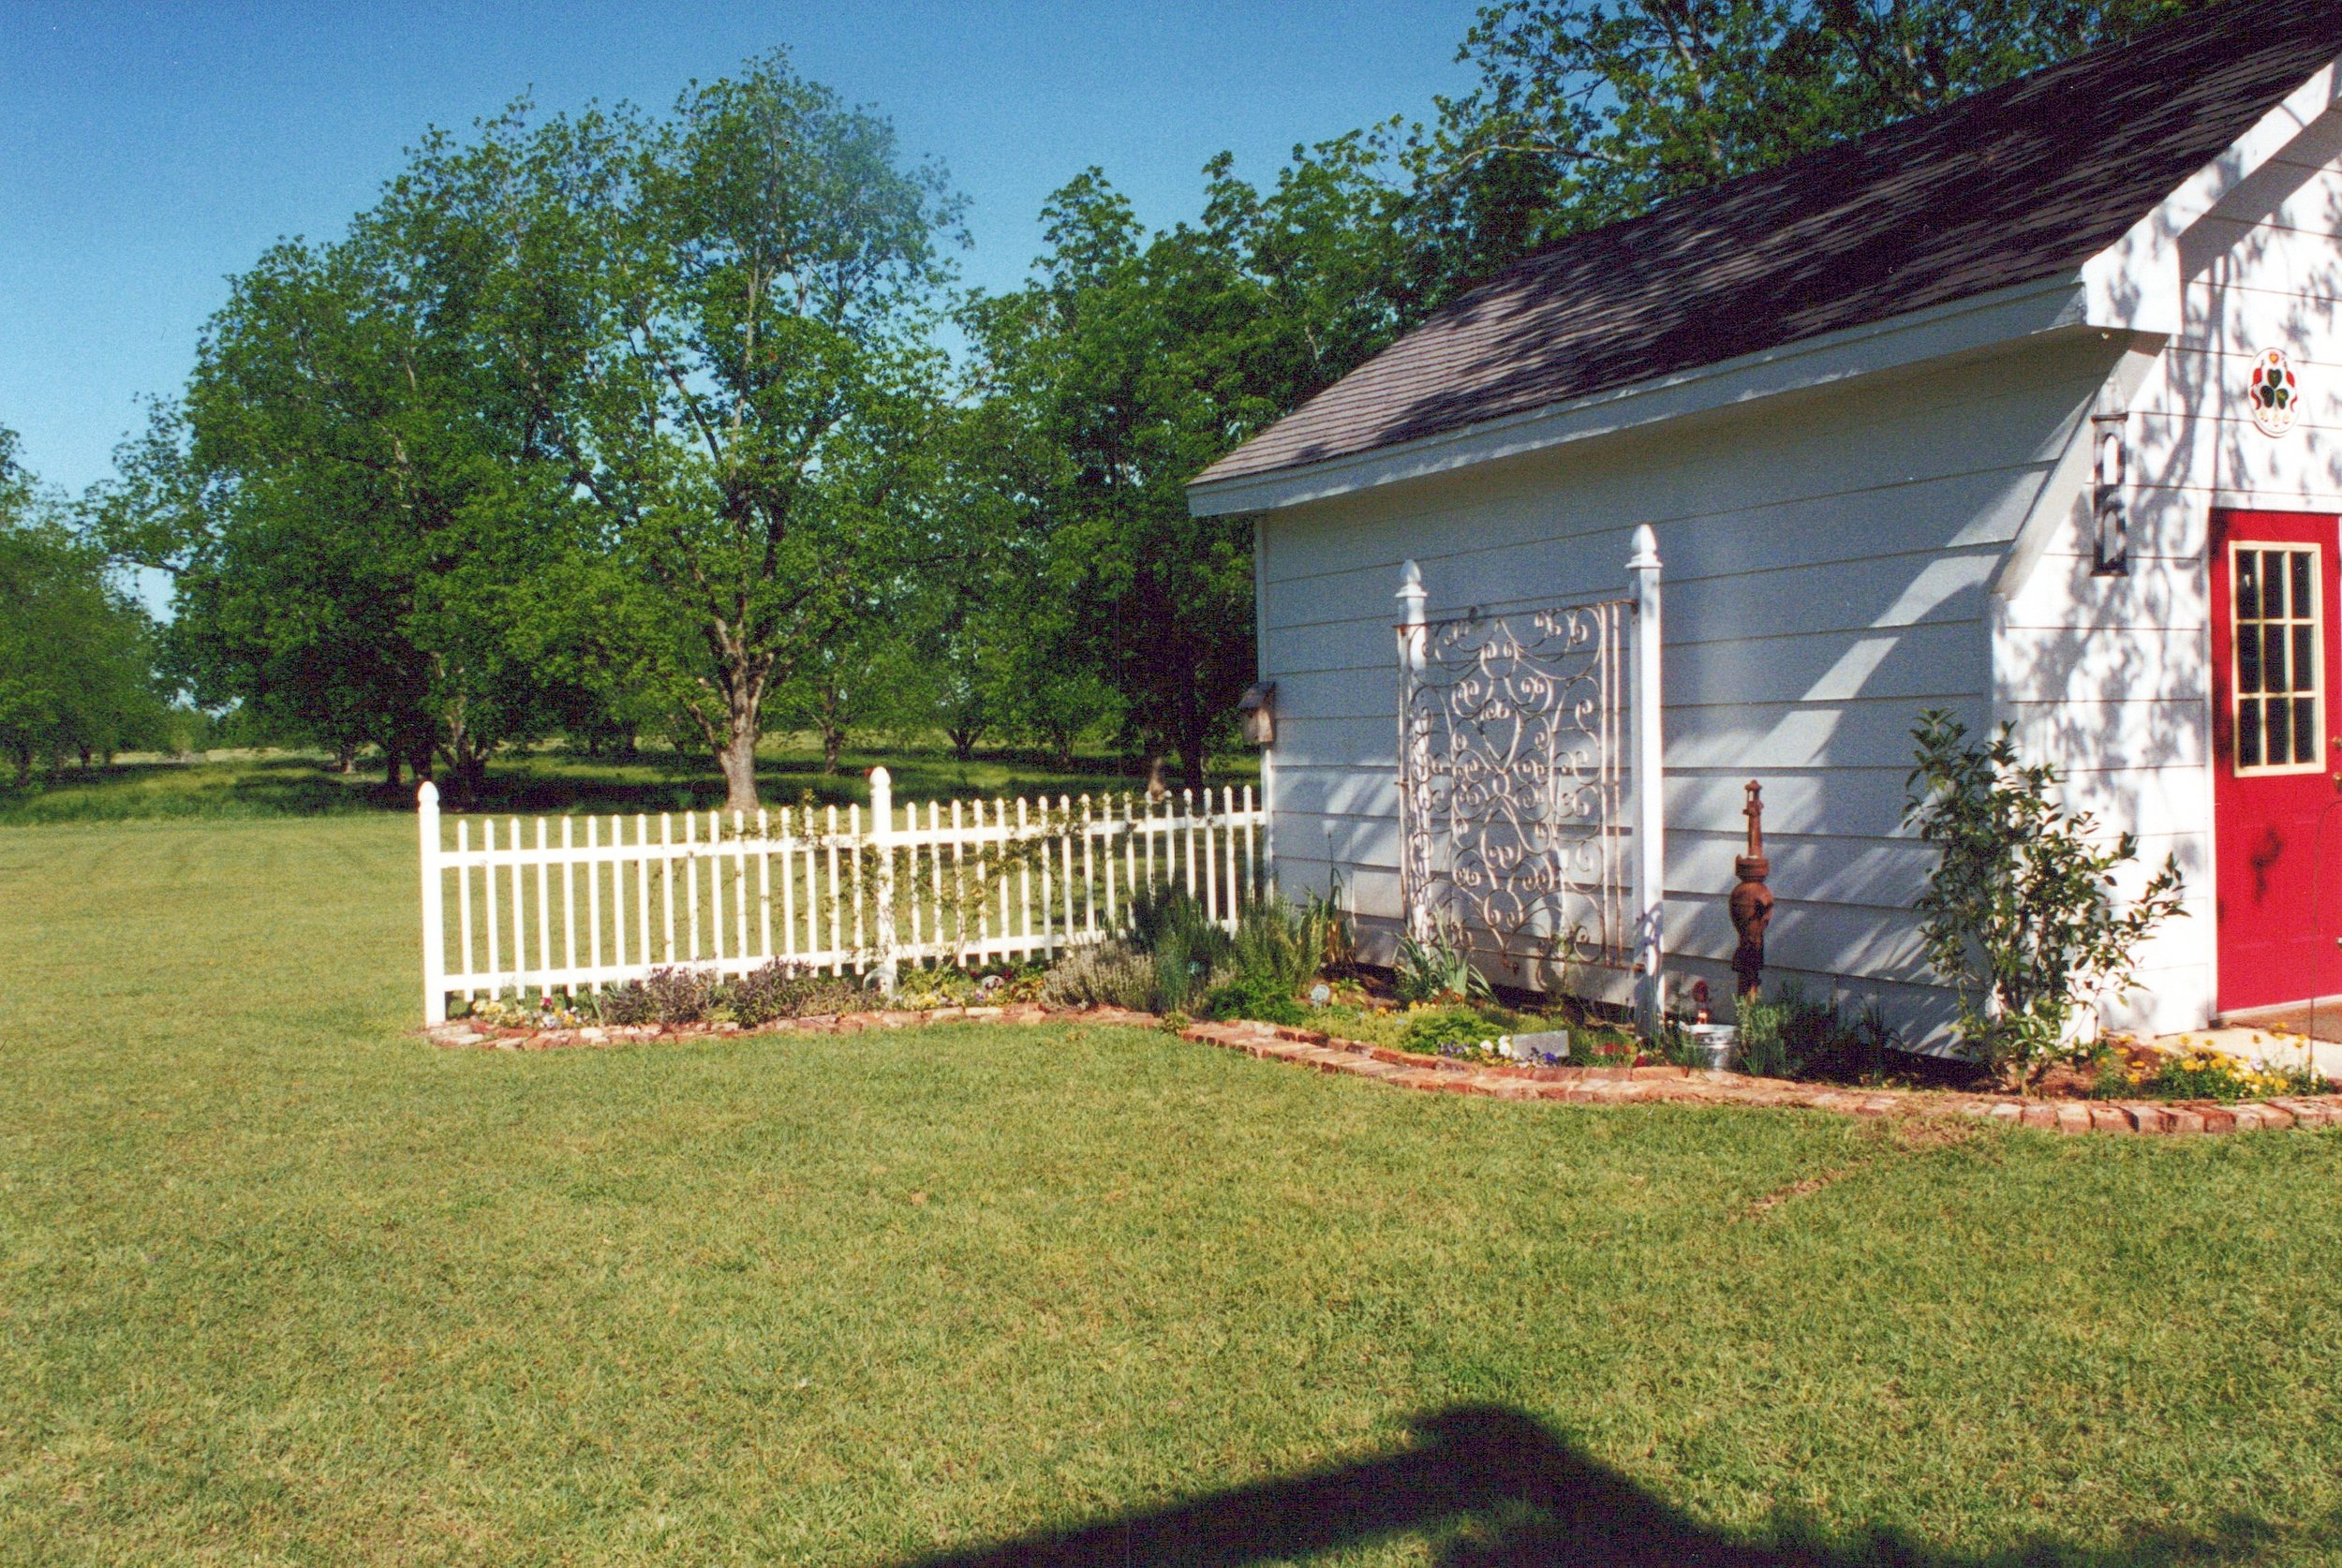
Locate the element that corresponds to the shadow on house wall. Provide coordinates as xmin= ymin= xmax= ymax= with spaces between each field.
xmin=883 ymin=1403 xmax=2321 ymax=1568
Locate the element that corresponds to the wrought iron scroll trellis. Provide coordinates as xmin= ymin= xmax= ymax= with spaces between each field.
xmin=1397 ymin=597 xmax=1633 ymax=984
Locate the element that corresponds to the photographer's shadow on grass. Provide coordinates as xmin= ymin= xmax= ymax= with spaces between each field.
xmin=891 ymin=1404 xmax=2319 ymax=1568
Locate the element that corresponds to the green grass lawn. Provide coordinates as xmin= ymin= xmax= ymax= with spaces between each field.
xmin=0 ymin=738 xmax=1257 ymax=826
xmin=2 ymin=815 xmax=2338 ymax=1566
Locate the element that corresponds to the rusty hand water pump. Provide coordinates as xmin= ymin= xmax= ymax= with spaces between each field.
xmin=1728 ymin=780 xmax=1774 ymax=1001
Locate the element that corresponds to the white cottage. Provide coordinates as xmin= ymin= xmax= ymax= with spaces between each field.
xmin=1187 ymin=1 xmax=2342 ymax=1043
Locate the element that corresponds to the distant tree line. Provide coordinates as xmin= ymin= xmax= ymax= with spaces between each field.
xmin=31 ymin=0 xmax=2202 ymax=806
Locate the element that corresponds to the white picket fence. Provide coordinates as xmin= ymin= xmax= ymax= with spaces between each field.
xmin=417 ymin=769 xmax=1265 ymax=1023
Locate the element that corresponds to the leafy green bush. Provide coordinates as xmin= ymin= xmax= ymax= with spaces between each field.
xmin=597 ymin=978 xmax=659 ymax=1026
xmin=1400 ymin=1006 xmax=1505 ymax=1058
xmin=724 ymin=960 xmax=865 ymax=1025
xmin=1650 ymin=1019 xmax=1711 ymax=1069
xmin=1230 ymin=894 xmax=1329 ymax=996
xmin=1905 ymin=710 xmax=2185 ymax=1091
xmin=587 ymin=964 xmax=869 ymax=1028
xmin=1734 ymin=1006 xmax=1798 ymax=1079
xmin=1043 ymin=940 xmax=1161 ymax=1011
xmin=1123 ymin=889 xmax=1234 ymax=1014
xmin=1059 ymin=886 xmax=1344 ymax=1022
xmin=1733 ymin=982 xmax=1894 ymax=1082
xmin=1202 ymin=971 xmax=1309 ymax=1027
xmin=1127 ymin=889 xmax=1233 ymax=965
xmin=1393 ymin=927 xmax=1493 ymax=1005
xmin=1189 ymin=891 xmax=1342 ymax=1025
xmin=643 ymin=967 xmax=721 ymax=1025
xmin=892 ymin=963 xmax=1045 ymax=1009
xmin=1150 ymin=931 xmax=1223 ymax=1015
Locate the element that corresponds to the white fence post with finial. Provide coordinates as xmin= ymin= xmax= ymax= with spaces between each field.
xmin=418 ymin=781 xmax=446 ymax=1025
xmin=1627 ymin=525 xmax=1666 ymax=1031
xmin=869 ymin=765 xmax=898 ymax=995
xmin=1396 ymin=558 xmax=1430 ymax=945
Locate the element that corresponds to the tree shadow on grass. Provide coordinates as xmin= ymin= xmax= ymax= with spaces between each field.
xmin=893 ymin=1405 xmax=2320 ymax=1568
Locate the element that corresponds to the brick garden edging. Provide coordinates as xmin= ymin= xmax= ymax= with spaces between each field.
xmin=1176 ymin=1019 xmax=2342 ymax=1135
xmin=423 ymin=1006 xmax=2342 ymax=1136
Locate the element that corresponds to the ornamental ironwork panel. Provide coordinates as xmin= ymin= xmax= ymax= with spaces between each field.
xmin=1398 ymin=599 xmax=1633 ymax=984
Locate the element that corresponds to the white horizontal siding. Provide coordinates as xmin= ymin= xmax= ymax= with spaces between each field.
xmin=1993 ymin=625 xmax=2209 ymax=701
xmin=1261 ymin=108 xmax=2342 ymax=1042
xmin=1993 ymin=103 xmax=2342 ymax=1032
xmin=2154 ymin=341 xmax=2342 ymax=422
xmin=1258 ymin=344 xmax=2110 ymax=577
xmin=2176 ymin=282 xmax=2342 ymax=356
xmin=1259 ymin=333 xmax=2123 ymax=1046
xmin=1263 ymin=461 xmax=2059 ymax=620
xmin=2184 ymin=214 xmax=2342 ymax=302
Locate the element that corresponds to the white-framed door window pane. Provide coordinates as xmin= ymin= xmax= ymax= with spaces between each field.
xmin=2232 ymin=540 xmax=2325 ymax=775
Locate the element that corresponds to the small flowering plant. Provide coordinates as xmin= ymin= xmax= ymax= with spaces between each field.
xmin=1579 ymin=1036 xmax=1639 ymax=1068
xmin=457 ymin=990 xmax=589 ymax=1029
xmin=2097 ymin=1041 xmax=2330 ymax=1102
xmin=1398 ymin=1006 xmax=1611 ymax=1067
xmin=889 ymin=963 xmax=1047 ymax=1009
xmin=449 ymin=961 xmax=1043 ymax=1033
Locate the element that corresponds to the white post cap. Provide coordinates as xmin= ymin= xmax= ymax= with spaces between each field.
xmin=1626 ymin=524 xmax=1660 ymax=573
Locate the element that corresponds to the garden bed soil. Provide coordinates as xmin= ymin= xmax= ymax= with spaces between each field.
xmin=424 ymin=1005 xmax=2342 ymax=1137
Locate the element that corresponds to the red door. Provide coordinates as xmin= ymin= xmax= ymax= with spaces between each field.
xmin=2211 ymin=510 xmax=2342 ymax=1012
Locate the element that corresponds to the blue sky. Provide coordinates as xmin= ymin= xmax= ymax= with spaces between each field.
xmin=1 ymin=1 xmax=1479 ymax=499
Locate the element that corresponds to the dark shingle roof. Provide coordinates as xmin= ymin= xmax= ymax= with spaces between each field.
xmin=1194 ymin=0 xmax=2342 ymax=490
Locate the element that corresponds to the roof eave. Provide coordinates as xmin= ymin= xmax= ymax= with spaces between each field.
xmin=1187 ymin=274 xmax=2093 ymax=518
xmin=2081 ymin=54 xmax=2342 ymax=335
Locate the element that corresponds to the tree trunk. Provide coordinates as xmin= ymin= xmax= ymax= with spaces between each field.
xmin=77 ymin=747 xmax=93 ymax=773
xmin=384 ymin=749 xmax=404 ymax=791
xmin=718 ymin=726 xmax=761 ymax=813
xmin=1177 ymin=717 xmax=1209 ymax=797
xmin=820 ymin=723 xmax=843 ymax=776
xmin=332 ymin=740 xmax=357 ymax=774
xmin=442 ymin=752 xmax=486 ymax=810
xmin=949 ymin=725 xmax=977 ymax=763
xmin=704 ymin=647 xmax=772 ymax=813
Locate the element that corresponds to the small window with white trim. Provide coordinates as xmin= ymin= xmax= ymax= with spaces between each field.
xmin=2232 ymin=542 xmax=2324 ymax=774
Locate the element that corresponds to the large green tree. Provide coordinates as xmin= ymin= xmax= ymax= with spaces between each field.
xmin=0 ymin=427 xmax=163 ymax=785
xmin=869 ymin=396 xmax=1107 ymax=767
xmin=96 ymin=205 xmax=601 ymax=800
xmin=966 ymin=148 xmax=1406 ymax=791
xmin=411 ymin=55 xmax=967 ymax=811
xmin=1398 ymin=0 xmax=2218 ymax=302
xmin=103 ymin=52 xmax=962 ymax=812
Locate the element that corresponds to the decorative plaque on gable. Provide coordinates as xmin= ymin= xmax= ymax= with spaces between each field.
xmin=2249 ymin=348 xmax=2299 ymax=437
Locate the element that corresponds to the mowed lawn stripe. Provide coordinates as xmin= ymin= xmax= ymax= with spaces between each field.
xmin=0 ymin=818 xmax=2336 ymax=1565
